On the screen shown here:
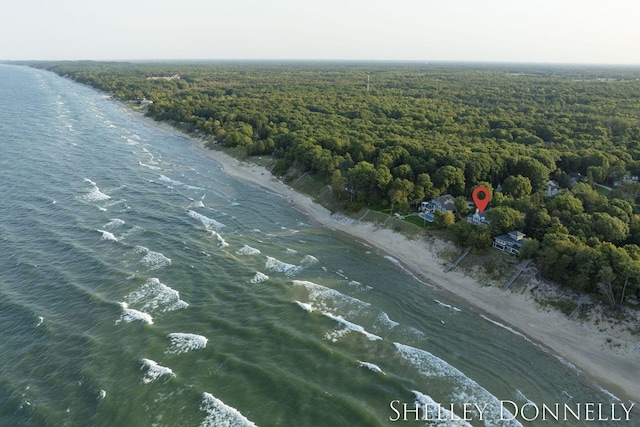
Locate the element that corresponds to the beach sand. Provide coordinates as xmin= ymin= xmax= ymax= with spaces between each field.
xmin=128 ymin=108 xmax=640 ymax=405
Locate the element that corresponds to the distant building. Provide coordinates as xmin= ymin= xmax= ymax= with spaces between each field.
xmin=546 ymin=180 xmax=562 ymax=197
xmin=419 ymin=195 xmax=456 ymax=214
xmin=613 ymin=174 xmax=639 ymax=187
xmin=467 ymin=209 xmax=490 ymax=226
xmin=139 ymin=99 xmax=153 ymax=105
xmin=493 ymin=231 xmax=526 ymax=255
xmin=569 ymin=173 xmax=586 ymax=188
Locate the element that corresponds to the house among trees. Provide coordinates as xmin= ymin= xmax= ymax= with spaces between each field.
xmin=467 ymin=210 xmax=490 ymax=226
xmin=546 ymin=180 xmax=562 ymax=197
xmin=493 ymin=231 xmax=526 ymax=255
xmin=419 ymin=195 xmax=456 ymax=214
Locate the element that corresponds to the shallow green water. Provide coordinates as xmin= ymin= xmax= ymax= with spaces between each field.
xmin=0 ymin=64 xmax=631 ymax=426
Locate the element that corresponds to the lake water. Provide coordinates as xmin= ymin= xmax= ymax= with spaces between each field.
xmin=0 ymin=64 xmax=630 ymax=426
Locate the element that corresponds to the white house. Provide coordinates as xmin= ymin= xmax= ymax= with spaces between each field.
xmin=493 ymin=231 xmax=526 ymax=255
xmin=467 ymin=210 xmax=490 ymax=226
xmin=420 ymin=195 xmax=456 ymax=214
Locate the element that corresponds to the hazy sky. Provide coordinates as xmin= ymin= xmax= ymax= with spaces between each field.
xmin=2 ymin=0 xmax=639 ymax=64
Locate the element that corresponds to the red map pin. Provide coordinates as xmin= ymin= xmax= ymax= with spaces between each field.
xmin=472 ymin=186 xmax=491 ymax=213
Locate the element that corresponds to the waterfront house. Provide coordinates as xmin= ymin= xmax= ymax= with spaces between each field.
xmin=493 ymin=231 xmax=526 ymax=255
xmin=467 ymin=209 xmax=490 ymax=226
xmin=419 ymin=195 xmax=456 ymax=214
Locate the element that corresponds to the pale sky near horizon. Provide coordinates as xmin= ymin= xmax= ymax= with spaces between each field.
xmin=2 ymin=0 xmax=639 ymax=64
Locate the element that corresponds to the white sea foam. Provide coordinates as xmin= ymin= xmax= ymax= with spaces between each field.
xmin=412 ymin=390 xmax=473 ymax=426
xmin=97 ymin=229 xmax=118 ymax=242
xmin=165 ymin=333 xmax=208 ymax=355
xmin=82 ymin=186 xmax=111 ymax=201
xmin=286 ymin=248 xmax=297 ymax=255
xmin=188 ymin=210 xmax=226 ymax=230
xmin=322 ymin=311 xmax=382 ymax=342
xmin=358 ymin=361 xmax=385 ymax=375
xmin=104 ymin=218 xmax=125 ymax=229
xmin=141 ymin=359 xmax=175 ymax=384
xmin=394 ymin=343 xmax=522 ymax=426
xmin=138 ymin=161 xmax=160 ymax=170
xmin=159 ymin=174 xmax=184 ymax=187
xmin=135 ymin=246 xmax=171 ymax=270
xmin=249 ymin=272 xmax=269 ymax=284
xmin=434 ymin=299 xmax=462 ymax=312
xmin=35 ymin=316 xmax=44 ymax=327
xmin=200 ymin=392 xmax=258 ymax=427
xmin=300 ymin=254 xmax=319 ymax=265
xmin=377 ymin=312 xmax=400 ymax=328
xmin=124 ymin=278 xmax=188 ymax=314
xmin=295 ymin=301 xmax=314 ymax=312
xmin=208 ymin=230 xmax=229 ymax=247
xmin=115 ymin=302 xmax=154 ymax=325
xmin=98 ymin=389 xmax=106 ymax=400
xmin=265 ymin=256 xmax=303 ymax=276
xmin=291 ymin=280 xmax=371 ymax=314
xmin=236 ymin=245 xmax=261 ymax=255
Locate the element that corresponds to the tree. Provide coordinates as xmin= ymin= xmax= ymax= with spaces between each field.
xmin=502 ymin=175 xmax=532 ymax=198
xmin=486 ymin=206 xmax=525 ymax=236
xmin=331 ymin=170 xmax=344 ymax=198
xmin=433 ymin=165 xmax=465 ymax=195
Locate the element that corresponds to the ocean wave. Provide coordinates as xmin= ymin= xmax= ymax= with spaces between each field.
xmin=322 ymin=311 xmax=382 ymax=342
xmin=124 ymin=278 xmax=188 ymax=314
xmin=300 ymin=254 xmax=319 ymax=265
xmin=249 ymin=272 xmax=269 ymax=284
xmin=434 ymin=299 xmax=462 ymax=313
xmin=141 ymin=359 xmax=175 ymax=384
xmin=115 ymin=302 xmax=153 ymax=325
xmin=236 ymin=245 xmax=261 ymax=255
xmin=165 ymin=332 xmax=208 ymax=355
xmin=208 ymin=230 xmax=229 ymax=247
xmin=135 ymin=246 xmax=172 ymax=270
xmin=394 ymin=343 xmax=522 ymax=426
xmin=104 ymin=218 xmax=125 ymax=229
xmin=200 ymin=392 xmax=258 ymax=427
xmin=412 ymin=390 xmax=473 ymax=426
xmin=291 ymin=280 xmax=371 ymax=314
xmin=358 ymin=361 xmax=385 ymax=375
xmin=295 ymin=301 xmax=314 ymax=312
xmin=97 ymin=229 xmax=118 ymax=242
xmin=265 ymin=256 xmax=303 ymax=276
xmin=188 ymin=210 xmax=226 ymax=230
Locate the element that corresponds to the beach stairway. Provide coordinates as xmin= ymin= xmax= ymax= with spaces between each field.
xmin=502 ymin=259 xmax=532 ymax=290
xmin=444 ymin=246 xmax=471 ymax=272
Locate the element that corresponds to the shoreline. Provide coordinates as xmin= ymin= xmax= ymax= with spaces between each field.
xmin=125 ymin=107 xmax=640 ymax=405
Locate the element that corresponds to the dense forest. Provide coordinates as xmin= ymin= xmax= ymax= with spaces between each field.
xmin=18 ymin=60 xmax=640 ymax=306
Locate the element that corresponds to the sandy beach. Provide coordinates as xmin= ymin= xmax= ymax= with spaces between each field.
xmin=129 ymin=109 xmax=640 ymax=405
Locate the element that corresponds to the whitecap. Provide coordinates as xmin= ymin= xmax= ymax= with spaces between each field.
xmin=208 ymin=230 xmax=229 ymax=247
xmin=82 ymin=186 xmax=111 ymax=201
xmin=98 ymin=390 xmax=106 ymax=400
xmin=295 ymin=301 xmax=314 ymax=312
xmin=97 ymin=229 xmax=118 ymax=242
xmin=322 ymin=311 xmax=382 ymax=342
xmin=265 ymin=256 xmax=302 ymax=276
xmin=286 ymin=248 xmax=297 ymax=255
xmin=135 ymin=246 xmax=171 ymax=270
xmin=434 ymin=299 xmax=462 ymax=312
xmin=159 ymin=174 xmax=184 ymax=187
xmin=394 ymin=342 xmax=522 ymax=426
xmin=291 ymin=280 xmax=371 ymax=314
xmin=165 ymin=332 xmax=208 ymax=355
xmin=358 ymin=361 xmax=385 ymax=375
xmin=35 ymin=316 xmax=44 ymax=327
xmin=300 ymin=254 xmax=319 ymax=265
xmin=377 ymin=312 xmax=399 ymax=328
xmin=104 ymin=218 xmax=125 ymax=229
xmin=199 ymin=392 xmax=258 ymax=427
xmin=412 ymin=390 xmax=473 ymax=426
xmin=115 ymin=303 xmax=153 ymax=325
xmin=141 ymin=359 xmax=175 ymax=384
xmin=188 ymin=210 xmax=226 ymax=230
xmin=236 ymin=245 xmax=261 ymax=255
xmin=123 ymin=278 xmax=188 ymax=314
xmin=249 ymin=272 xmax=269 ymax=284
